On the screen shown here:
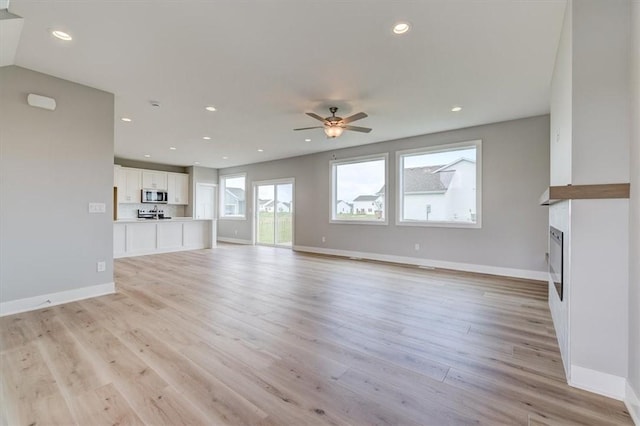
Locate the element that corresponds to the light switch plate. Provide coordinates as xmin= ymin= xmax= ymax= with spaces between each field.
xmin=89 ymin=202 xmax=106 ymax=213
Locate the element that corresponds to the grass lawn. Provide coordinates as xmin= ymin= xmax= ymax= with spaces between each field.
xmin=258 ymin=212 xmax=292 ymax=245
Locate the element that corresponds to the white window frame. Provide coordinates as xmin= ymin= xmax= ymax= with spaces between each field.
xmin=219 ymin=173 xmax=247 ymax=220
xmin=330 ymin=153 xmax=388 ymax=225
xmin=396 ymin=140 xmax=482 ymax=228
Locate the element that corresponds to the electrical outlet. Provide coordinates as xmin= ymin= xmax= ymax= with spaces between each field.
xmin=414 ymin=243 xmax=420 ymax=251
xmin=234 ymin=229 xmax=238 ymax=236
xmin=322 ymin=236 xmax=326 ymax=243
xmin=96 ymin=261 xmax=106 ymax=272
xmin=89 ymin=202 xmax=106 ymax=213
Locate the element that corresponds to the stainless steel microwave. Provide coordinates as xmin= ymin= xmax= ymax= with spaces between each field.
xmin=141 ymin=189 xmax=168 ymax=204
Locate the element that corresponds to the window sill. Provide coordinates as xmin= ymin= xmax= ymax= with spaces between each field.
xmin=330 ymin=219 xmax=388 ymax=226
xmin=219 ymin=216 xmax=247 ymax=221
xmin=396 ymin=220 xmax=481 ymax=229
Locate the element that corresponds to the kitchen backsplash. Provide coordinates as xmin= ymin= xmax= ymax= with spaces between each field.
xmin=117 ymin=203 xmax=187 ymax=219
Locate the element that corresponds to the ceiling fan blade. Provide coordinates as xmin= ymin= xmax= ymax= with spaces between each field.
xmin=306 ymin=112 xmax=327 ymax=123
xmin=341 ymin=112 xmax=368 ymax=124
xmin=344 ymin=125 xmax=372 ymax=133
xmin=293 ymin=126 xmax=324 ymax=131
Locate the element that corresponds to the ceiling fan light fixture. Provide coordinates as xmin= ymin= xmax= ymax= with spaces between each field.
xmin=324 ymin=125 xmax=344 ymax=138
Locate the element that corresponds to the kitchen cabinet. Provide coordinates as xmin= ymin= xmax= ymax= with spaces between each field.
xmin=142 ymin=170 xmax=168 ymax=190
xmin=117 ymin=167 xmax=142 ymax=203
xmin=168 ymin=172 xmax=189 ymax=205
xmin=113 ymin=219 xmax=215 ymax=258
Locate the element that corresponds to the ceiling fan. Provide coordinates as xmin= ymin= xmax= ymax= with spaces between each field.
xmin=294 ymin=107 xmax=372 ymax=138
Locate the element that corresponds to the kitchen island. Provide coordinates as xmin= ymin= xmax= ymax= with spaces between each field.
xmin=114 ymin=218 xmax=216 ymax=258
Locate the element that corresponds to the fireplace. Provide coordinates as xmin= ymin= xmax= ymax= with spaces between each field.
xmin=549 ymin=226 xmax=563 ymax=300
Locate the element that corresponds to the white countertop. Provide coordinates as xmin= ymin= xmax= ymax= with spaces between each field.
xmin=115 ymin=217 xmax=215 ymax=223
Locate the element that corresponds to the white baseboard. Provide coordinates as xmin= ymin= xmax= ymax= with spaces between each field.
xmin=0 ymin=282 xmax=115 ymax=317
xmin=114 ymin=244 xmax=210 ymax=259
xmin=626 ymin=381 xmax=640 ymax=425
xmin=293 ymin=245 xmax=547 ymax=281
xmin=217 ymin=237 xmax=253 ymax=245
xmin=569 ymin=365 xmax=626 ymax=401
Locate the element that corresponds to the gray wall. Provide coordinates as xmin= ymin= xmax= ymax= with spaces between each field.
xmin=219 ymin=115 xmax=550 ymax=275
xmin=0 ymin=66 xmax=114 ymax=303
xmin=629 ymin=0 xmax=640 ymax=412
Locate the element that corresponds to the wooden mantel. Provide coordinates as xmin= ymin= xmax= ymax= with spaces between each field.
xmin=539 ymin=183 xmax=630 ymax=205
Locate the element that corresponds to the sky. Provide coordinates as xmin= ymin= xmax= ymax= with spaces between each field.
xmin=336 ymin=159 xmax=385 ymax=202
xmin=257 ymin=183 xmax=292 ymax=203
xmin=403 ymin=147 xmax=476 ymax=168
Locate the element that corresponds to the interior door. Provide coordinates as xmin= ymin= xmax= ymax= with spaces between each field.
xmin=195 ymin=183 xmax=216 ymax=219
xmin=255 ymin=180 xmax=293 ymax=247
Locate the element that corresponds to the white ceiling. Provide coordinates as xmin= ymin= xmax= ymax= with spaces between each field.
xmin=9 ymin=0 xmax=566 ymax=169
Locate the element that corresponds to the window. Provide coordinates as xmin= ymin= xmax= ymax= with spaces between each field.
xmin=220 ymin=174 xmax=246 ymax=219
xmin=397 ymin=140 xmax=481 ymax=227
xmin=331 ymin=154 xmax=387 ymax=223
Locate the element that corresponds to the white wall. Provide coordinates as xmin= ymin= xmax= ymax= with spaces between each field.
xmin=0 ymin=66 xmax=115 ymax=312
xmin=547 ymin=0 xmax=631 ymax=400
xmin=442 ymin=160 xmax=476 ymax=222
xmin=627 ymin=0 xmax=640 ymax=420
xmin=218 ymin=115 xmax=550 ymax=278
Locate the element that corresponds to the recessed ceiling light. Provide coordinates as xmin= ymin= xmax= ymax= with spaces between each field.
xmin=392 ymin=22 xmax=410 ymax=35
xmin=121 ymin=117 xmax=132 ymax=122
xmin=144 ymin=154 xmax=151 ymax=158
xmin=205 ymin=106 xmax=216 ymax=112
xmin=202 ymin=136 xmax=211 ymax=140
xmin=451 ymin=106 xmax=463 ymax=112
xmin=194 ymin=161 xmax=200 ymax=165
xmin=169 ymin=147 xmax=176 ymax=150
xmin=52 ymin=30 xmax=72 ymax=41
xmin=257 ymin=149 xmax=264 ymax=152
xmin=305 ymin=138 xmax=311 ymax=142
xmin=222 ymin=156 xmax=228 ymax=160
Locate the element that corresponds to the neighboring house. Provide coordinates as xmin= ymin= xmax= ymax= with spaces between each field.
xmin=352 ymin=195 xmax=380 ymax=215
xmin=224 ymin=187 xmax=245 ymax=215
xmin=261 ymin=199 xmax=291 ymax=213
xmin=402 ymin=158 xmax=476 ymax=222
xmin=336 ymin=200 xmax=353 ymax=214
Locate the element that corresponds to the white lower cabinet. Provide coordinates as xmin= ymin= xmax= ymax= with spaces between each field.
xmin=114 ymin=219 xmax=215 ymax=258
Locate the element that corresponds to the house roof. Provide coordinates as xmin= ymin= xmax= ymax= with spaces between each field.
xmin=403 ymin=166 xmax=454 ymax=193
xmin=432 ymin=157 xmax=476 ymax=173
xmin=226 ymin=187 xmax=245 ymax=201
xmin=353 ymin=195 xmax=380 ymax=202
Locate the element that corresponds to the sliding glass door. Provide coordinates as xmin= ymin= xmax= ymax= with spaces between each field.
xmin=255 ymin=180 xmax=294 ymax=247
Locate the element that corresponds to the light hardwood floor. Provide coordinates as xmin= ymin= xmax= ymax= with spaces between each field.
xmin=1 ymin=244 xmax=633 ymax=425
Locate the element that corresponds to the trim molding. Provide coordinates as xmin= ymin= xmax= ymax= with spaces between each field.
xmin=293 ymin=245 xmax=547 ymax=281
xmin=217 ymin=237 xmax=253 ymax=245
xmin=0 ymin=282 xmax=115 ymax=317
xmin=569 ymin=365 xmax=626 ymax=401
xmin=115 ymin=244 xmax=210 ymax=259
xmin=626 ymin=381 xmax=640 ymax=425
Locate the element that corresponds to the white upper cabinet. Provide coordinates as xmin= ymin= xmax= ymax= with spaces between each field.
xmin=117 ymin=167 xmax=142 ymax=203
xmin=142 ymin=170 xmax=168 ymax=190
xmin=168 ymin=172 xmax=189 ymax=205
